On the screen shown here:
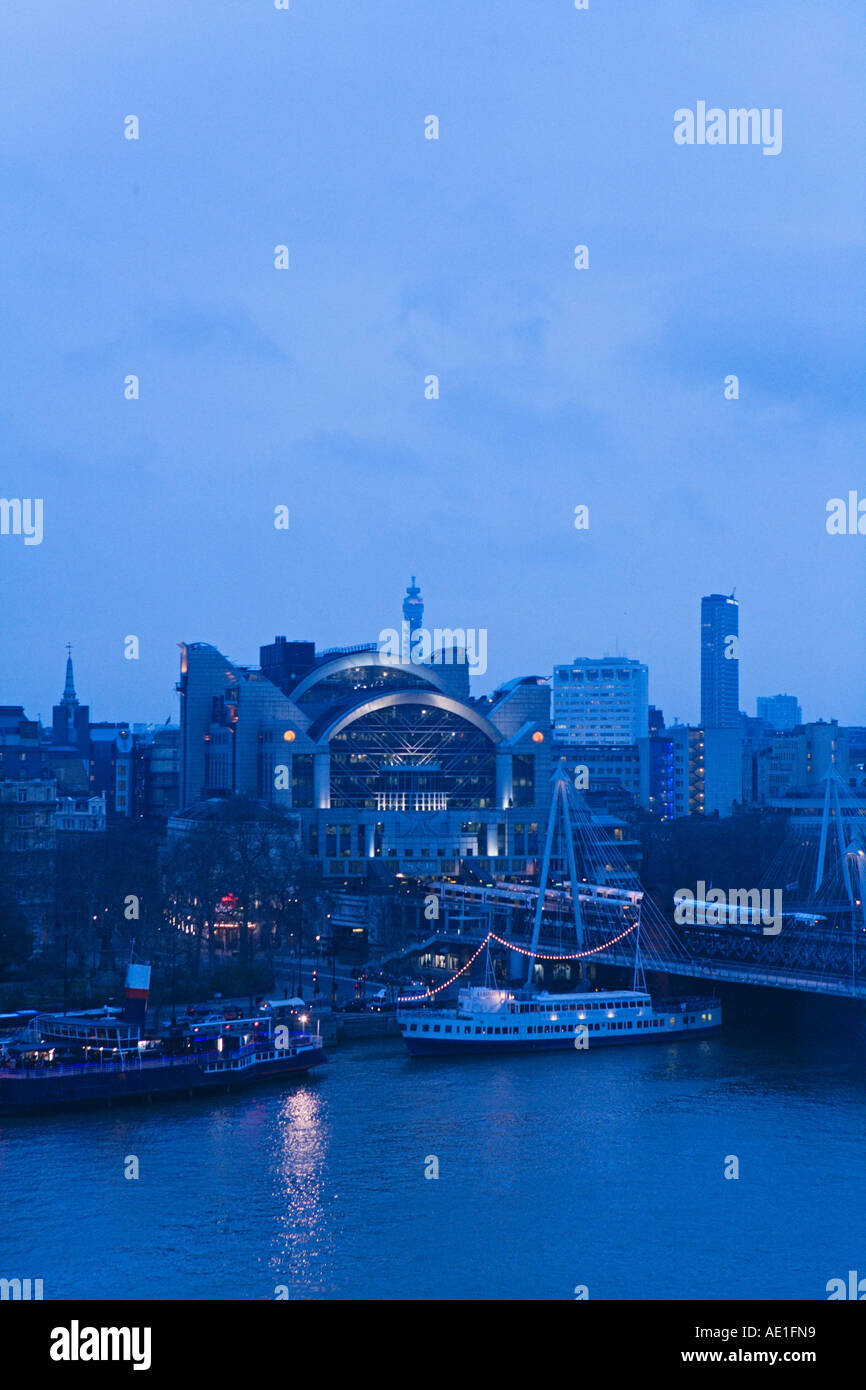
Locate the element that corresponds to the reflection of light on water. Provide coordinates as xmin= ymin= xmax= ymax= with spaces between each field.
xmin=270 ymin=1086 xmax=333 ymax=1292
xmin=278 ymin=1087 xmax=325 ymax=1165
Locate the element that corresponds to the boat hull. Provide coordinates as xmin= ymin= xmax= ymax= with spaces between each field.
xmin=0 ymin=1049 xmax=325 ymax=1116
xmin=403 ymin=1024 xmax=720 ymax=1056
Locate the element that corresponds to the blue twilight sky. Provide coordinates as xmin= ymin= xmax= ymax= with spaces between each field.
xmin=0 ymin=0 xmax=864 ymax=728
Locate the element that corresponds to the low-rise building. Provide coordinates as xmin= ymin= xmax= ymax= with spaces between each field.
xmin=56 ymin=792 xmax=107 ymax=833
xmin=0 ymin=777 xmax=57 ymax=949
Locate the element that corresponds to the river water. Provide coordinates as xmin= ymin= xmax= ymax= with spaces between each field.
xmin=2 ymin=994 xmax=864 ymax=1300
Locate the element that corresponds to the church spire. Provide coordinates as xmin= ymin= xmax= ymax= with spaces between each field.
xmin=61 ymin=643 xmax=79 ymax=708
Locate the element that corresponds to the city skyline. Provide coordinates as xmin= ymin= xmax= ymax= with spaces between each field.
xmin=1 ymin=579 xmax=849 ymax=732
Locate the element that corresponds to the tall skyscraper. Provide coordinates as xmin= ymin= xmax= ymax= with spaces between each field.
xmin=757 ymin=694 xmax=802 ymax=731
xmin=700 ymin=593 xmax=739 ymax=729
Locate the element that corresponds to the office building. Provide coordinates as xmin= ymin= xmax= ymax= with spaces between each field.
xmin=553 ymin=657 xmax=649 ymax=745
xmin=701 ymin=593 xmax=739 ymax=728
xmin=640 ymin=724 xmax=742 ymax=819
xmin=757 ymin=694 xmax=802 ymax=731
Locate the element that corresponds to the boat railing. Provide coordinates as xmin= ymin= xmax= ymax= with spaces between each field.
xmin=0 ymin=1032 xmax=323 ymax=1080
xmin=22 ymin=1018 xmax=140 ymax=1046
xmin=657 ymin=996 xmax=720 ymax=1010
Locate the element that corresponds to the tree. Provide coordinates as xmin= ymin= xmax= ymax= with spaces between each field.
xmin=55 ymin=820 xmax=162 ymax=978
xmin=0 ymin=894 xmax=33 ymax=977
xmin=159 ymin=798 xmax=304 ymax=1004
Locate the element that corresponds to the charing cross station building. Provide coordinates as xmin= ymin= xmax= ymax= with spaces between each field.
xmin=176 ymin=631 xmax=554 ymax=879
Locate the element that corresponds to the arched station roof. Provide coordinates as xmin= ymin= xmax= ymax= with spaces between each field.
xmin=308 ymin=689 xmax=504 ymax=747
xmin=290 ymin=649 xmax=450 ymax=701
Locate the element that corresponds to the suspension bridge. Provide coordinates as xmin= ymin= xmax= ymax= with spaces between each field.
xmin=388 ymin=764 xmax=866 ymax=1001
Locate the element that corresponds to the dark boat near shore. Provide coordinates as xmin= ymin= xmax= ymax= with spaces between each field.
xmin=0 ymin=964 xmax=325 ymax=1116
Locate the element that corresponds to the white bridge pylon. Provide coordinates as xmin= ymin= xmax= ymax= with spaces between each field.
xmin=844 ymin=836 xmax=866 ymax=932
xmin=815 ymin=768 xmax=852 ymax=894
xmin=522 ymin=761 xmax=643 ymax=988
xmin=814 ymin=768 xmax=866 ymax=928
xmin=525 ymin=762 xmax=583 ymax=984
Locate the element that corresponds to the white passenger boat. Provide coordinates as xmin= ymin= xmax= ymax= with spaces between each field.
xmin=398 ymin=984 xmax=721 ymax=1054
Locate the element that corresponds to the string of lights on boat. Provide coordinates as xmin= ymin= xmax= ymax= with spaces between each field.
xmin=395 ymin=921 xmax=639 ymax=1001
